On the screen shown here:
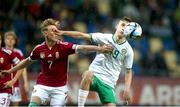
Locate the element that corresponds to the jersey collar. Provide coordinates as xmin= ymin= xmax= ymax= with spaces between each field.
xmin=112 ymin=35 xmax=127 ymax=45
xmin=44 ymin=41 xmax=58 ymax=50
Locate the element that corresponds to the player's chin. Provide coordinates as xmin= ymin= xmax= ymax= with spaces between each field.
xmin=117 ymin=31 xmax=123 ymax=35
xmin=118 ymin=33 xmax=125 ymax=37
xmin=53 ymin=38 xmax=59 ymax=42
xmin=49 ymin=38 xmax=59 ymax=42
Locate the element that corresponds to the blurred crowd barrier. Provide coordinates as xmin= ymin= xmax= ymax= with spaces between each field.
xmin=19 ymin=73 xmax=180 ymax=106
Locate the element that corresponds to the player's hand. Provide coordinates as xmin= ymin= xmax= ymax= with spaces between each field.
xmin=55 ymin=21 xmax=61 ymax=29
xmin=53 ymin=28 xmax=63 ymax=36
xmin=99 ymin=44 xmax=113 ymax=53
xmin=54 ymin=29 xmax=64 ymax=40
xmin=0 ymin=70 xmax=10 ymax=78
xmin=122 ymin=90 xmax=131 ymax=105
xmin=0 ymin=70 xmax=4 ymax=78
xmin=3 ymin=80 xmax=15 ymax=89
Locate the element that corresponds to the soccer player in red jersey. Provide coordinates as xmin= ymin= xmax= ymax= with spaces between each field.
xmin=1 ymin=18 xmax=112 ymax=106
xmin=4 ymin=31 xmax=29 ymax=106
xmin=0 ymin=34 xmax=22 ymax=107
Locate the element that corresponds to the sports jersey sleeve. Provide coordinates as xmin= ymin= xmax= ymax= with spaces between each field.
xmin=29 ymin=46 xmax=39 ymax=61
xmin=17 ymin=49 xmax=24 ymax=60
xmin=11 ymin=55 xmax=20 ymax=65
xmin=2 ymin=48 xmax=20 ymax=65
xmin=9 ymin=51 xmax=20 ymax=65
xmin=15 ymin=49 xmax=24 ymax=60
xmin=90 ymin=33 xmax=109 ymax=44
xmin=59 ymin=41 xmax=76 ymax=55
xmin=124 ymin=49 xmax=134 ymax=69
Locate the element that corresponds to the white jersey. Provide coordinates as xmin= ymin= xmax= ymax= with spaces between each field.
xmin=89 ymin=33 xmax=134 ymax=88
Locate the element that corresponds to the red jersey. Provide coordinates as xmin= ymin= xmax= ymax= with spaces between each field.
xmin=10 ymin=48 xmax=24 ymax=87
xmin=0 ymin=48 xmax=20 ymax=94
xmin=29 ymin=40 xmax=76 ymax=87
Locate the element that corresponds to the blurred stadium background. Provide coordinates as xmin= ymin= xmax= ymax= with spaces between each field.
xmin=0 ymin=0 xmax=180 ymax=106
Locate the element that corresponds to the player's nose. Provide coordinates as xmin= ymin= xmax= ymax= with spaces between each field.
xmin=122 ymin=27 xmax=125 ymax=32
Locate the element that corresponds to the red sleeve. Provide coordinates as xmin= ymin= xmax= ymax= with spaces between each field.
xmin=17 ymin=49 xmax=24 ymax=60
xmin=10 ymin=51 xmax=20 ymax=65
xmin=14 ymin=49 xmax=24 ymax=60
xmin=19 ymin=54 xmax=24 ymax=60
xmin=2 ymin=48 xmax=21 ymax=65
xmin=59 ymin=41 xmax=76 ymax=55
xmin=29 ymin=46 xmax=39 ymax=60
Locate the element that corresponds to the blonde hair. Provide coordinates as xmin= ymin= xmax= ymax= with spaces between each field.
xmin=40 ymin=18 xmax=59 ymax=32
xmin=4 ymin=31 xmax=17 ymax=39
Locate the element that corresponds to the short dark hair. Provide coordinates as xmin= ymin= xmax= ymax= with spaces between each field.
xmin=121 ymin=17 xmax=132 ymax=22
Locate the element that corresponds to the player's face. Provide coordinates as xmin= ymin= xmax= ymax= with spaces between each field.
xmin=116 ymin=20 xmax=129 ymax=36
xmin=44 ymin=25 xmax=59 ymax=42
xmin=4 ymin=35 xmax=16 ymax=48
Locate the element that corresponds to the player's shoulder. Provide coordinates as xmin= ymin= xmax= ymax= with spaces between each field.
xmin=124 ymin=41 xmax=134 ymax=54
xmin=57 ymin=40 xmax=72 ymax=46
xmin=13 ymin=48 xmax=24 ymax=56
xmin=30 ymin=42 xmax=46 ymax=53
xmin=91 ymin=32 xmax=112 ymax=36
xmin=91 ymin=33 xmax=113 ymax=42
xmin=34 ymin=42 xmax=46 ymax=49
xmin=2 ymin=47 xmax=12 ymax=55
xmin=104 ymin=33 xmax=113 ymax=36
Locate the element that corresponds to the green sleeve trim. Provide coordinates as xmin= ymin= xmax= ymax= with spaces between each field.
xmin=112 ymin=34 xmax=117 ymax=44
xmin=28 ymin=102 xmax=39 ymax=107
xmin=89 ymin=33 xmax=93 ymax=43
xmin=126 ymin=68 xmax=132 ymax=70
xmin=112 ymin=34 xmax=127 ymax=45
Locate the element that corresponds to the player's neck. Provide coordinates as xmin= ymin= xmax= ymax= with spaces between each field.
xmin=5 ymin=46 xmax=13 ymax=50
xmin=114 ymin=34 xmax=126 ymax=44
xmin=45 ymin=40 xmax=56 ymax=49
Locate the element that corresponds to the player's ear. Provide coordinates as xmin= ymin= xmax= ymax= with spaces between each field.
xmin=43 ymin=31 xmax=48 ymax=37
xmin=115 ymin=23 xmax=118 ymax=29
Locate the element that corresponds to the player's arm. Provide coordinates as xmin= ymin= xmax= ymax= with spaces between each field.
xmin=3 ymin=69 xmax=24 ymax=88
xmin=123 ymin=49 xmax=134 ymax=105
xmin=124 ymin=69 xmax=132 ymax=92
xmin=4 ymin=69 xmax=29 ymax=89
xmin=123 ymin=69 xmax=132 ymax=105
xmin=22 ymin=68 xmax=29 ymax=92
xmin=2 ymin=58 xmax=32 ymax=75
xmin=123 ymin=68 xmax=132 ymax=102
xmin=57 ymin=31 xmax=91 ymax=41
xmin=76 ymin=44 xmax=112 ymax=53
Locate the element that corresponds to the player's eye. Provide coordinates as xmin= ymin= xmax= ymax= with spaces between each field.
xmin=121 ymin=23 xmax=125 ymax=27
xmin=52 ymin=29 xmax=55 ymax=32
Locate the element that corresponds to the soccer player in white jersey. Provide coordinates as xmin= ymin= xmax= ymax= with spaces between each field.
xmin=57 ymin=17 xmax=134 ymax=106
